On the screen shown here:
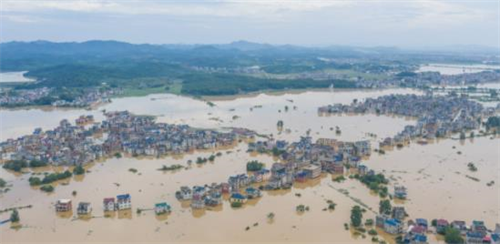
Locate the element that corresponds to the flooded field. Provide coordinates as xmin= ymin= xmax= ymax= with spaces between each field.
xmin=0 ymin=72 xmax=35 ymax=83
xmin=1 ymin=88 xmax=499 ymax=243
xmin=418 ymin=63 xmax=500 ymax=75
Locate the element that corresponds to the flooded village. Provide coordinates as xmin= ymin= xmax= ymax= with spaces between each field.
xmin=0 ymin=88 xmax=499 ymax=243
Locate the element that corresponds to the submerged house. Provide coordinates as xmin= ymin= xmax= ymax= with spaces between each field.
xmin=303 ymin=164 xmax=321 ymax=179
xmin=55 ymin=199 xmax=72 ymax=212
xmin=191 ymin=187 xmax=206 ymax=209
xmin=392 ymin=206 xmax=406 ymax=221
xmin=103 ymin=198 xmax=116 ymax=211
xmin=466 ymin=231 xmax=486 ymax=244
xmin=384 ymin=218 xmax=403 ymax=235
xmin=436 ymin=219 xmax=449 ymax=233
xmin=245 ymin=187 xmax=261 ymax=199
xmin=451 ymin=220 xmax=467 ymax=234
xmin=295 ymin=170 xmax=308 ymax=183
xmin=176 ymin=186 xmax=193 ymax=200
xmin=155 ymin=202 xmax=171 ymax=215
xmin=116 ymin=194 xmax=131 ymax=210
xmin=394 ymin=185 xmax=408 ymax=199
xmin=415 ymin=218 xmax=428 ymax=230
xmin=77 ymin=202 xmax=92 ymax=215
xmin=205 ymin=192 xmax=223 ymax=206
xmin=230 ymin=193 xmax=247 ymax=204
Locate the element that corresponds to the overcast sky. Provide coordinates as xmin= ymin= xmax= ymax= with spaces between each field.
xmin=1 ymin=0 xmax=499 ymax=48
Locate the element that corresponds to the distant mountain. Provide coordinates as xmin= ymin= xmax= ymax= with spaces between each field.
xmin=0 ymin=40 xmax=494 ymax=72
xmin=218 ymin=40 xmax=274 ymax=51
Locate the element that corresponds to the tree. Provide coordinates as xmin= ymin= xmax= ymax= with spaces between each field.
xmin=73 ymin=165 xmax=85 ymax=175
xmin=0 ymin=178 xmax=6 ymax=188
xmin=351 ymin=206 xmax=363 ymax=227
xmin=379 ymin=200 xmax=392 ymax=215
xmin=10 ymin=209 xmax=20 ymax=223
xmin=246 ymin=160 xmax=265 ymax=171
xmin=459 ymin=132 xmax=466 ymax=140
xmin=444 ymin=227 xmax=464 ymax=244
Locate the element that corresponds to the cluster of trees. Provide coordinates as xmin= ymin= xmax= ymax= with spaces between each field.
xmin=2 ymin=160 xmax=48 ymax=172
xmin=246 ymin=160 xmax=265 ymax=171
xmin=350 ymin=205 xmax=364 ymax=227
xmin=181 ymin=73 xmax=356 ymax=96
xmin=28 ymin=170 xmax=72 ymax=186
xmin=379 ymin=199 xmax=392 ymax=215
xmin=158 ymin=164 xmax=184 ymax=171
xmin=354 ymin=173 xmax=389 ymax=197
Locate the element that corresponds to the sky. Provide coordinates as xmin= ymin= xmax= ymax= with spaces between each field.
xmin=1 ymin=0 xmax=499 ymax=49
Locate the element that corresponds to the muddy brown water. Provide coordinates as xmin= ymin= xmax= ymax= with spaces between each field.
xmin=1 ymin=88 xmax=498 ymax=243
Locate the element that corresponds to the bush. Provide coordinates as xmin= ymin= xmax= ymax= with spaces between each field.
xmin=246 ymin=160 xmax=265 ymax=171
xmin=29 ymin=160 xmax=48 ymax=168
xmin=73 ymin=165 xmax=85 ymax=175
xmin=40 ymin=185 xmax=54 ymax=192
xmin=365 ymin=219 xmax=374 ymax=226
xmin=10 ymin=209 xmax=20 ymax=223
xmin=445 ymin=227 xmax=464 ymax=244
xmin=3 ymin=160 xmax=28 ymax=172
xmin=41 ymin=170 xmax=72 ymax=184
xmin=208 ymin=155 xmax=216 ymax=162
xmin=29 ymin=177 xmax=42 ymax=186
xmin=231 ymin=202 xmax=243 ymax=208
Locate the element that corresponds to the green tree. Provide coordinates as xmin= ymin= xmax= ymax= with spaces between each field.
xmin=28 ymin=177 xmax=42 ymax=186
xmin=10 ymin=209 xmax=20 ymax=223
xmin=0 ymin=178 xmax=6 ymax=188
xmin=444 ymin=227 xmax=464 ymax=244
xmin=379 ymin=200 xmax=392 ymax=215
xmin=350 ymin=206 xmax=363 ymax=227
xmin=246 ymin=160 xmax=265 ymax=171
xmin=73 ymin=165 xmax=85 ymax=175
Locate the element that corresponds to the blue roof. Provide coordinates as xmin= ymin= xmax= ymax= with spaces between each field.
xmin=414 ymin=234 xmax=427 ymax=242
xmin=416 ymin=218 xmax=428 ymax=225
xmin=231 ymin=193 xmax=246 ymax=200
xmin=491 ymin=234 xmax=500 ymax=242
xmin=385 ymin=219 xmax=401 ymax=226
xmin=155 ymin=202 xmax=170 ymax=208
xmin=472 ymin=220 xmax=484 ymax=226
xmin=117 ymin=194 xmax=130 ymax=200
xmin=245 ymin=187 xmax=257 ymax=193
xmin=466 ymin=231 xmax=484 ymax=238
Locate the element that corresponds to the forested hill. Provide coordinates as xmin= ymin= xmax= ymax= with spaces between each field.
xmin=0 ymin=40 xmax=492 ymax=96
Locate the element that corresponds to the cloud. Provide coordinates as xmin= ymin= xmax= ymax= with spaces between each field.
xmin=1 ymin=14 xmax=46 ymax=23
xmin=2 ymin=0 xmax=352 ymax=16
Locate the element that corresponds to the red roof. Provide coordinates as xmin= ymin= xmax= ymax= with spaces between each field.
xmin=411 ymin=225 xmax=426 ymax=234
xmin=437 ymin=219 xmax=449 ymax=226
xmin=103 ymin=198 xmax=115 ymax=203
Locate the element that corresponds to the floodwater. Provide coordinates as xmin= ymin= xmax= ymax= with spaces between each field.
xmin=418 ymin=63 xmax=500 ymax=75
xmin=0 ymin=72 xmax=35 ymax=83
xmin=1 ymin=88 xmax=499 ymax=243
